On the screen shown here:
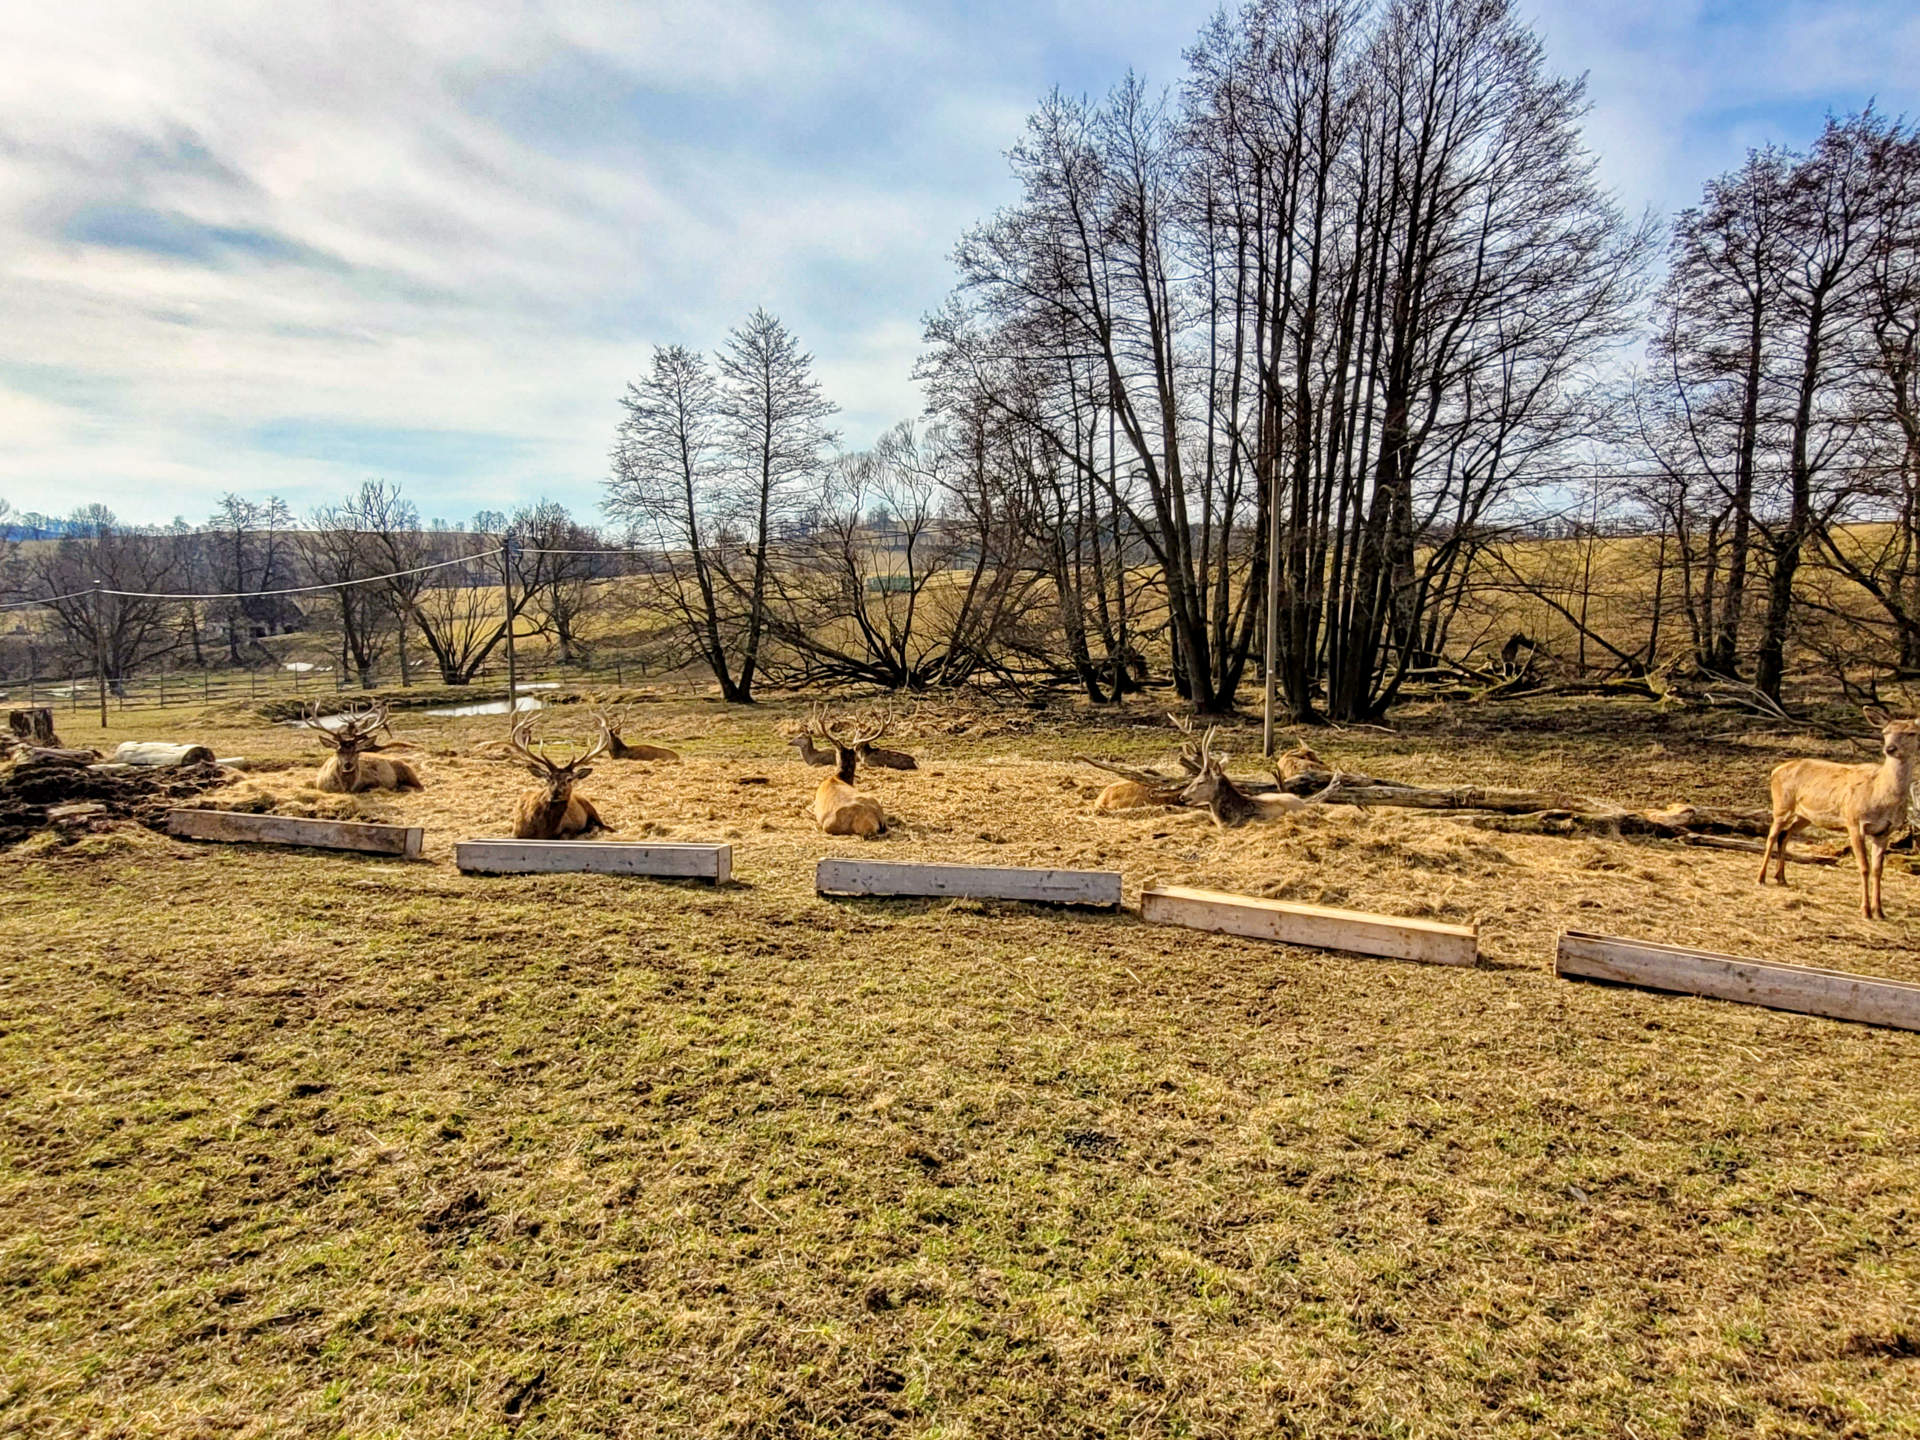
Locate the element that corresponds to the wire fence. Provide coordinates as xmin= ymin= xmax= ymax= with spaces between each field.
xmin=2 ymin=650 xmax=673 ymax=720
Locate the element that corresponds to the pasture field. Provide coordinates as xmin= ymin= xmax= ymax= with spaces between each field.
xmin=3 ymin=693 xmax=1919 ymax=1437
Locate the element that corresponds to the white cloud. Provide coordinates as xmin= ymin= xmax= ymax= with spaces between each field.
xmin=0 ymin=0 xmax=1916 ymax=525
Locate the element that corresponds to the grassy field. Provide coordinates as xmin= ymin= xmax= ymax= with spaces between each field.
xmin=3 ymin=694 xmax=1919 ymax=1437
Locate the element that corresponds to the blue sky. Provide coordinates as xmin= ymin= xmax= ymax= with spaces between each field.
xmin=1 ymin=0 xmax=1916 ymax=529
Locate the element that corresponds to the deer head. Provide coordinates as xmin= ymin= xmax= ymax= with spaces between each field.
xmin=303 ymin=700 xmax=400 ymax=782
xmin=1861 ymin=706 xmax=1920 ymax=764
xmin=501 ymin=713 xmax=608 ymax=809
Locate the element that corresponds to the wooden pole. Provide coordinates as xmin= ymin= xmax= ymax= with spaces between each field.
xmin=501 ymin=533 xmax=518 ymax=706
xmin=91 ymin=580 xmax=108 ymax=729
xmin=1262 ymin=444 xmax=1281 ymax=758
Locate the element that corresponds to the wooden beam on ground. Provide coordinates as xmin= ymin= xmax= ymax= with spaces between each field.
xmin=168 ymin=808 xmax=423 ymax=859
xmin=1556 ymin=930 xmax=1920 ymax=1031
xmin=816 ymin=859 xmax=1122 ymax=908
xmin=455 ymin=838 xmax=730 ymax=883
xmin=1139 ymin=885 xmax=1478 ymax=966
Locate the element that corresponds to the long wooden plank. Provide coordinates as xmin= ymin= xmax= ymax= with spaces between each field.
xmin=455 ymin=838 xmax=730 ymax=883
xmin=1139 ymin=885 xmax=1478 ymax=966
xmin=168 ymin=807 xmax=423 ymax=859
xmin=815 ymin=859 xmax=1122 ymax=908
xmin=1556 ymin=930 xmax=1920 ymax=1031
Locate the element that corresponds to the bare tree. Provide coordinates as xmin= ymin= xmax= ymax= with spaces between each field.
xmin=713 ymin=309 xmax=839 ymax=702
xmin=607 ymin=345 xmax=745 ymax=694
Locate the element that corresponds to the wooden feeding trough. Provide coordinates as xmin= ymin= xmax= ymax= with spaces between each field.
xmin=815 ymin=859 xmax=1123 ymax=908
xmin=1139 ymin=885 xmax=1478 ymax=966
xmin=454 ymin=838 xmax=731 ymax=883
xmin=1556 ymin=930 xmax=1920 ymax=1031
xmin=168 ymin=808 xmax=424 ymax=859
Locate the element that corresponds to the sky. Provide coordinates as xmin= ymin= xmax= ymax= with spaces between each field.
xmin=1 ymin=1 xmax=1917 ymax=530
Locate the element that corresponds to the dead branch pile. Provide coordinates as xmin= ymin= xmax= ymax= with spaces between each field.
xmin=0 ymin=758 xmax=236 ymax=846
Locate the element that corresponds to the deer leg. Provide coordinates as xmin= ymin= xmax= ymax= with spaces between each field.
xmin=1869 ymin=834 xmax=1889 ymax=920
xmin=1757 ymin=819 xmax=1781 ymax=885
xmin=1848 ymin=825 xmax=1872 ymax=919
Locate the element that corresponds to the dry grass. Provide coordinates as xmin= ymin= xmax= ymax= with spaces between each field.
xmin=3 ymin=694 xmax=1919 ymax=1437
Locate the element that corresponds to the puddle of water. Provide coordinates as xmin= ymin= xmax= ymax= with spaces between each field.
xmin=423 ymin=695 xmax=546 ymax=718
xmin=285 ymin=693 xmax=549 ymax=725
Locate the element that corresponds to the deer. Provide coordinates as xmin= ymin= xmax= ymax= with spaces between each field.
xmin=590 ymin=701 xmax=679 ymax=762
xmin=852 ymin=707 xmax=917 ymax=771
xmin=786 ymin=728 xmax=836 ymax=767
xmin=1758 ymin=708 xmax=1920 ymax=920
xmin=1178 ymin=727 xmax=1340 ymax=827
xmin=303 ymin=700 xmax=423 ymax=793
xmin=806 ymin=705 xmax=888 ymax=838
xmin=499 ymin=715 xmax=613 ymax=839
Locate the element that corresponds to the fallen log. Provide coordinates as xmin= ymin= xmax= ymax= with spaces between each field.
xmin=1678 ymin=833 xmax=1840 ymax=865
xmin=11 ymin=746 xmax=98 ymax=768
xmin=112 ymin=741 xmax=217 ymax=767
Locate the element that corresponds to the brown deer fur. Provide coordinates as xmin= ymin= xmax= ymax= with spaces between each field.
xmin=498 ymin=716 xmax=613 ymax=839
xmin=304 ymin=701 xmax=423 ymax=793
xmin=787 ymin=731 xmax=835 ymax=766
xmin=1094 ymin=780 xmax=1163 ymax=812
xmin=1178 ymin=728 xmax=1340 ymax=827
xmin=591 ymin=703 xmax=679 ymax=762
xmin=1759 ymin=709 xmax=1920 ymax=919
xmin=807 ymin=706 xmax=887 ymax=838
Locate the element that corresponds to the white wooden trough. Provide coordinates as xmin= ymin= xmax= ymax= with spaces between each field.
xmin=815 ymin=859 xmax=1123 ymax=908
xmin=1139 ymin=885 xmax=1478 ymax=966
xmin=168 ymin=808 xmax=424 ymax=859
xmin=1556 ymin=930 xmax=1920 ymax=1032
xmin=455 ymin=838 xmax=731 ymax=884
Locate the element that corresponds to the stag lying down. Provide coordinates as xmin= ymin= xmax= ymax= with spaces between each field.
xmin=805 ymin=705 xmax=887 ymax=838
xmin=303 ymin=701 xmax=422 ymax=793
xmin=495 ymin=716 xmax=614 ymax=839
xmin=1759 ymin=708 xmax=1920 ymax=920
xmin=1179 ymin=727 xmax=1340 ymax=827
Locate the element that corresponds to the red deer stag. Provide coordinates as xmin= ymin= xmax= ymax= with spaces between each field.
xmin=303 ymin=700 xmax=423 ymax=793
xmin=807 ymin=705 xmax=888 ymax=838
xmin=501 ymin=715 xmax=613 ymax=839
xmin=1759 ymin=708 xmax=1920 ymax=919
xmin=853 ymin=705 xmax=917 ymax=771
xmin=1178 ymin=727 xmax=1339 ymax=827
xmin=590 ymin=702 xmax=679 ymax=762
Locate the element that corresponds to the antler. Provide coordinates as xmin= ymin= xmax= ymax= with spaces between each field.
xmin=588 ymin=695 xmax=629 ymax=739
xmin=501 ymin=713 xmax=607 ymax=774
xmin=848 ymin=705 xmax=892 ymax=749
xmin=303 ymin=699 xmax=390 ymax=748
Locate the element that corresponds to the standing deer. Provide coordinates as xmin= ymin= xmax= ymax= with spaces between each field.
xmin=807 ymin=705 xmax=888 ymax=838
xmin=1178 ymin=728 xmax=1339 ymax=827
xmin=303 ymin=700 xmax=423 ymax=793
xmin=1758 ymin=708 xmax=1920 ymax=919
xmin=500 ymin=715 xmax=614 ymax=839
xmin=590 ymin=702 xmax=679 ymax=762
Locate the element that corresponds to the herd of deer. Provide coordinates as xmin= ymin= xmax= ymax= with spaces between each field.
xmin=298 ymin=697 xmax=1920 ymax=920
xmin=299 ymin=697 xmax=913 ymax=843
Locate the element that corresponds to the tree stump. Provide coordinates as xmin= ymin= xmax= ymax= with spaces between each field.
xmin=7 ymin=708 xmax=60 ymax=747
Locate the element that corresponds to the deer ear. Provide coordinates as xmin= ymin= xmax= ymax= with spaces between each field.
xmin=1865 ymin=705 xmax=1892 ymax=727
xmin=524 ymin=760 xmax=550 ymax=779
xmin=574 ymin=766 xmax=593 ymax=781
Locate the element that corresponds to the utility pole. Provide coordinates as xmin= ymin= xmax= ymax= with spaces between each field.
xmin=1262 ymin=458 xmax=1281 ymax=757
xmin=501 ymin=534 xmax=517 ymax=705
xmin=91 ymin=580 xmax=109 ymax=730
